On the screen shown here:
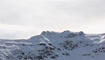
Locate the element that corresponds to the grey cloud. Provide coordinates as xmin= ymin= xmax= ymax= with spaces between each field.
xmin=0 ymin=0 xmax=105 ymax=39
xmin=0 ymin=0 xmax=105 ymax=25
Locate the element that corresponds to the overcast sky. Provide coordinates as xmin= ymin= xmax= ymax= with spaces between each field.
xmin=0 ymin=0 xmax=105 ymax=39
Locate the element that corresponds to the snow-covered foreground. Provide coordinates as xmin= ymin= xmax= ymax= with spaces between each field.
xmin=0 ymin=30 xmax=105 ymax=60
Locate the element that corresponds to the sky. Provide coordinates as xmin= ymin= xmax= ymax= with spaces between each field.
xmin=0 ymin=0 xmax=105 ymax=39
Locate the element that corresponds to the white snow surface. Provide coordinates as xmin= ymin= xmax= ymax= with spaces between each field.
xmin=0 ymin=30 xmax=105 ymax=60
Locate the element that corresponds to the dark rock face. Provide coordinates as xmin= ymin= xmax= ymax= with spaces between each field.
xmin=60 ymin=40 xmax=78 ymax=50
xmin=93 ymin=47 xmax=105 ymax=53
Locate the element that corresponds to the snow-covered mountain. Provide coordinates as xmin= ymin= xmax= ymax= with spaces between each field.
xmin=0 ymin=30 xmax=105 ymax=60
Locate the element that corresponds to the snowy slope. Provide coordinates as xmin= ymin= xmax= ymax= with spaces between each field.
xmin=0 ymin=30 xmax=105 ymax=60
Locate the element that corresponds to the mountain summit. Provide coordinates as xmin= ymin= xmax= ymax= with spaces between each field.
xmin=0 ymin=30 xmax=105 ymax=60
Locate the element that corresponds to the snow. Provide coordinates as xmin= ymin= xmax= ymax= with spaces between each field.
xmin=0 ymin=30 xmax=105 ymax=60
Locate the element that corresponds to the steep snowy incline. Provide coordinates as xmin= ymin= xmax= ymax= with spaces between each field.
xmin=0 ymin=30 xmax=105 ymax=60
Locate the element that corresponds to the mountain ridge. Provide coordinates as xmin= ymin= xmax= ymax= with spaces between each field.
xmin=0 ymin=30 xmax=105 ymax=60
